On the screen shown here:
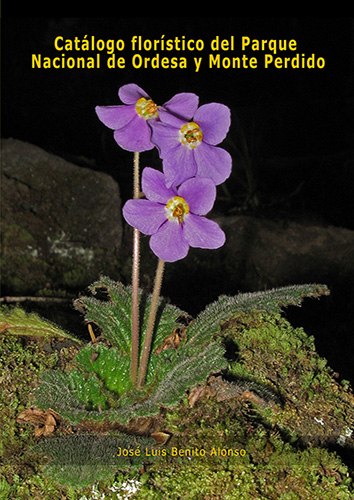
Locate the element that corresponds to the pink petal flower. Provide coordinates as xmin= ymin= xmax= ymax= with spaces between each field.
xmin=194 ymin=103 xmax=231 ymax=145
xmin=141 ymin=167 xmax=176 ymax=204
xmin=150 ymin=222 xmax=189 ymax=263
xmin=177 ymin=177 xmax=216 ymax=215
xmin=122 ymin=168 xmax=225 ymax=262
xmin=96 ymin=83 xmax=199 ymax=153
xmin=183 ymin=215 xmax=225 ymax=249
xmin=123 ymin=199 xmax=167 ymax=235
xmin=150 ymin=101 xmax=232 ymax=187
xmin=118 ymin=83 xmax=150 ymax=104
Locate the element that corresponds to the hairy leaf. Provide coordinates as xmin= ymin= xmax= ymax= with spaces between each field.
xmin=140 ymin=342 xmax=226 ymax=412
xmin=34 ymin=370 xmax=108 ymax=423
xmin=31 ymin=433 xmax=155 ymax=487
xmin=186 ymin=284 xmax=329 ymax=347
xmin=74 ymin=276 xmax=185 ymax=355
xmin=36 ymin=282 xmax=328 ymax=426
xmin=75 ymin=344 xmax=133 ymax=396
xmin=0 ymin=306 xmax=82 ymax=343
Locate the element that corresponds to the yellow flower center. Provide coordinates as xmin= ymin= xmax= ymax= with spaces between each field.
xmin=135 ymin=97 xmax=159 ymax=120
xmin=165 ymin=196 xmax=190 ymax=225
xmin=180 ymin=122 xmax=203 ymax=149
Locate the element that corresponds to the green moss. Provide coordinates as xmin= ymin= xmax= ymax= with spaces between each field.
xmin=1 ymin=296 xmax=354 ymax=499
xmin=136 ymin=395 xmax=353 ymax=499
xmin=134 ymin=310 xmax=354 ymax=499
xmin=137 ymin=450 xmax=351 ymax=500
xmin=0 ymin=336 xmax=56 ymax=455
xmin=0 ymin=334 xmax=106 ymax=499
xmin=1 ymin=223 xmax=50 ymax=294
xmin=2 ymin=223 xmax=35 ymax=248
xmin=222 ymin=311 xmax=354 ymax=449
xmin=0 ymin=335 xmax=60 ymax=498
xmin=138 ymin=460 xmax=258 ymax=499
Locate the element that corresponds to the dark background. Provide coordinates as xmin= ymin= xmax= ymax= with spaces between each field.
xmin=2 ymin=17 xmax=354 ymax=382
xmin=2 ymin=17 xmax=353 ymax=227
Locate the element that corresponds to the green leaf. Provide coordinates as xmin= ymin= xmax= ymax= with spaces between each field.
xmin=36 ymin=282 xmax=328 ymax=427
xmin=31 ymin=433 xmax=155 ymax=488
xmin=146 ymin=342 xmax=227 ymax=409
xmin=0 ymin=306 xmax=82 ymax=343
xmin=74 ymin=276 xmax=185 ymax=355
xmin=117 ymin=342 xmax=227 ymax=421
xmin=187 ymin=284 xmax=329 ymax=347
xmin=34 ymin=370 xmax=108 ymax=422
xmin=76 ymin=344 xmax=133 ymax=396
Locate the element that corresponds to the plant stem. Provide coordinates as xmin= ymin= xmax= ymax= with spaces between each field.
xmin=130 ymin=151 xmax=140 ymax=385
xmin=137 ymin=258 xmax=165 ymax=389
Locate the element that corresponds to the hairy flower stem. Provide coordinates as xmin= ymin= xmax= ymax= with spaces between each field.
xmin=137 ymin=258 xmax=165 ymax=389
xmin=130 ymin=151 xmax=140 ymax=386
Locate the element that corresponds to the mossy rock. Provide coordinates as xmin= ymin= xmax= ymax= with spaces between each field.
xmin=1 ymin=138 xmax=123 ymax=297
xmin=222 ymin=310 xmax=354 ymax=450
xmin=136 ymin=310 xmax=354 ymax=499
xmin=1 ymin=293 xmax=354 ymax=498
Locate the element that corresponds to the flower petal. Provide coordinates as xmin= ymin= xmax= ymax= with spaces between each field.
xmin=162 ymin=148 xmax=198 ymax=188
xmin=113 ymin=114 xmax=154 ymax=152
xmin=95 ymin=104 xmax=136 ymax=130
xmin=150 ymin=221 xmax=190 ymax=262
xmin=122 ymin=199 xmax=166 ymax=235
xmin=118 ymin=83 xmax=150 ymax=105
xmin=141 ymin=167 xmax=176 ymax=203
xmin=149 ymin=120 xmax=180 ymax=155
xmin=194 ymin=103 xmax=231 ymax=145
xmin=160 ymin=93 xmax=199 ymax=120
xmin=183 ymin=214 xmax=225 ymax=249
xmin=177 ymin=177 xmax=216 ymax=215
xmin=194 ymin=143 xmax=232 ymax=185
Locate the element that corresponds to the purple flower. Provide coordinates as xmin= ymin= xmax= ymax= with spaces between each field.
xmin=95 ymin=83 xmax=199 ymax=153
xmin=150 ymin=102 xmax=232 ymax=187
xmin=122 ymin=168 xmax=225 ymax=262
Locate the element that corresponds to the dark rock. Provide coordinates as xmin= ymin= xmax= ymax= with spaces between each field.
xmin=1 ymin=138 xmax=123 ymax=296
xmin=217 ymin=215 xmax=354 ymax=291
xmin=162 ymin=214 xmax=354 ymax=315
